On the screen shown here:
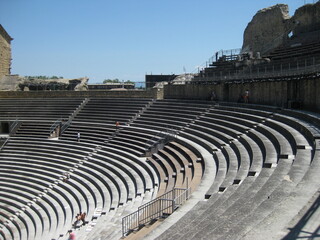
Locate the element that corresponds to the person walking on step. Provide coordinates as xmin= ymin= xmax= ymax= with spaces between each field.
xmin=73 ymin=213 xmax=81 ymax=227
xmin=80 ymin=212 xmax=86 ymax=225
xmin=77 ymin=132 xmax=80 ymax=142
xmin=244 ymin=89 xmax=249 ymax=103
xmin=115 ymin=121 xmax=120 ymax=130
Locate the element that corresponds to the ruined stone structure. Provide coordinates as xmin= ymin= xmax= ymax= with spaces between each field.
xmin=242 ymin=4 xmax=290 ymax=54
xmin=242 ymin=2 xmax=320 ymax=54
xmin=0 ymin=24 xmax=89 ymax=92
xmin=291 ymin=2 xmax=320 ymax=43
xmin=0 ymin=75 xmax=89 ymax=91
xmin=0 ymin=25 xmax=13 ymax=79
xmin=170 ymin=2 xmax=320 ymax=113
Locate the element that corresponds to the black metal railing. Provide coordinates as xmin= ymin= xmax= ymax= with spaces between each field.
xmin=0 ymin=138 xmax=9 ymax=151
xmin=144 ymin=128 xmax=178 ymax=157
xmin=196 ymin=56 xmax=320 ymax=83
xmin=61 ymin=119 xmax=72 ymax=134
xmin=50 ymin=119 xmax=62 ymax=134
xmin=9 ymin=119 xmax=20 ymax=134
xmin=122 ymin=187 xmax=190 ymax=237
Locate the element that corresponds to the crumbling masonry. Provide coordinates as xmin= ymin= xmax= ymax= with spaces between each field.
xmin=0 ymin=25 xmax=13 ymax=79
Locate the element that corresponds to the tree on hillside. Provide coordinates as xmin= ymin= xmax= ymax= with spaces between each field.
xmin=25 ymin=76 xmax=63 ymax=80
xmin=103 ymin=79 xmax=134 ymax=84
xmin=103 ymin=78 xmax=120 ymax=83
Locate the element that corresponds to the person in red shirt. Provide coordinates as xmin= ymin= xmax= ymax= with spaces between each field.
xmin=68 ymin=231 xmax=76 ymax=240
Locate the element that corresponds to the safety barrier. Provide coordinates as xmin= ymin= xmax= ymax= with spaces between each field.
xmin=122 ymin=187 xmax=190 ymax=237
xmin=50 ymin=118 xmax=62 ymax=134
xmin=9 ymin=118 xmax=20 ymax=134
xmin=144 ymin=128 xmax=178 ymax=157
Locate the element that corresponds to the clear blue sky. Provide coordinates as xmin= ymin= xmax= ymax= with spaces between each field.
xmin=0 ymin=0 xmax=312 ymax=83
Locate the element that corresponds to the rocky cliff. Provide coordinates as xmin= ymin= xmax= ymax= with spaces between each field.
xmin=291 ymin=2 xmax=320 ymax=41
xmin=242 ymin=2 xmax=320 ymax=55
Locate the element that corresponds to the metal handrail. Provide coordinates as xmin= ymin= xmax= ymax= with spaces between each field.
xmin=197 ymin=56 xmax=320 ymax=82
xmin=50 ymin=119 xmax=62 ymax=134
xmin=0 ymin=119 xmax=20 ymax=151
xmin=0 ymin=138 xmax=9 ymax=152
xmin=61 ymin=119 xmax=72 ymax=134
xmin=195 ymin=48 xmax=242 ymax=74
xmin=144 ymin=128 xmax=178 ymax=156
xmin=122 ymin=187 xmax=190 ymax=237
xmin=49 ymin=118 xmax=72 ymax=136
xmin=9 ymin=119 xmax=20 ymax=134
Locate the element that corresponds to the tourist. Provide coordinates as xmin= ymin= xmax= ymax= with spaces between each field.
xmin=80 ymin=212 xmax=86 ymax=225
xmin=73 ymin=213 xmax=81 ymax=227
xmin=68 ymin=231 xmax=76 ymax=240
xmin=63 ymin=172 xmax=70 ymax=182
xmin=77 ymin=132 xmax=80 ymax=142
xmin=244 ymin=89 xmax=249 ymax=103
xmin=210 ymin=90 xmax=217 ymax=101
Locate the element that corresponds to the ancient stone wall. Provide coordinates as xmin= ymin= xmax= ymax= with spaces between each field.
xmin=0 ymin=88 xmax=157 ymax=99
xmin=0 ymin=25 xmax=12 ymax=79
xmin=163 ymin=78 xmax=320 ymax=113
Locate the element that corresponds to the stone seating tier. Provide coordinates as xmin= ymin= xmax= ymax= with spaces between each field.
xmin=148 ymin=101 xmax=317 ymax=240
xmin=0 ymin=98 xmax=319 ymax=240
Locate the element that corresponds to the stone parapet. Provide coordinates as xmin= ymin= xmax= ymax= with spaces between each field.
xmin=0 ymin=88 xmax=158 ymax=99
